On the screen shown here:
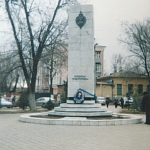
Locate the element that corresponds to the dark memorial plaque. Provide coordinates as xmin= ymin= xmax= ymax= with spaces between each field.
xmin=75 ymin=11 xmax=86 ymax=29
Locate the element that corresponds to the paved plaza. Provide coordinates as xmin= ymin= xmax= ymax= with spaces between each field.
xmin=0 ymin=106 xmax=150 ymax=150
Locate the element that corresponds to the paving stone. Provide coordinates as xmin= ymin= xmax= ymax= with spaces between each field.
xmin=0 ymin=106 xmax=149 ymax=150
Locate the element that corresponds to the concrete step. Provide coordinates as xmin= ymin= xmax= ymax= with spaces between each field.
xmin=60 ymin=103 xmax=101 ymax=108
xmin=48 ymin=111 xmax=112 ymax=117
xmin=54 ymin=107 xmax=107 ymax=112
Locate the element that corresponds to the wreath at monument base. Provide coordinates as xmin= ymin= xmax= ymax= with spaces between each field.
xmin=74 ymin=90 xmax=84 ymax=104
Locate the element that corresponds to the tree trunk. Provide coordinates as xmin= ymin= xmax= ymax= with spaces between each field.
xmin=50 ymin=77 xmax=53 ymax=96
xmin=28 ymin=90 xmax=36 ymax=111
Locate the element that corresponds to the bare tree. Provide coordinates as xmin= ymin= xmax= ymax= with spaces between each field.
xmin=111 ymin=54 xmax=125 ymax=72
xmin=0 ymin=50 xmax=24 ymax=93
xmin=111 ymin=54 xmax=144 ymax=74
xmin=120 ymin=20 xmax=150 ymax=91
xmin=3 ymin=0 xmax=75 ymax=110
xmin=40 ymin=21 xmax=68 ymax=97
xmin=123 ymin=57 xmax=143 ymax=74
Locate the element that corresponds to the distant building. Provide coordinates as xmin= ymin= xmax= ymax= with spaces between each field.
xmin=36 ymin=60 xmax=67 ymax=92
xmin=96 ymin=70 xmax=148 ymax=99
xmin=95 ymin=45 xmax=106 ymax=78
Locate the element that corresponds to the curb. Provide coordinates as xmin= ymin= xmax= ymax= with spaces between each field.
xmin=19 ymin=112 xmax=142 ymax=126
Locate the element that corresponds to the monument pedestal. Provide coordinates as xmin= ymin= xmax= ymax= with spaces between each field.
xmin=68 ymin=4 xmax=95 ymax=99
xmin=48 ymin=102 xmax=112 ymax=117
xmin=48 ymin=4 xmax=112 ymax=118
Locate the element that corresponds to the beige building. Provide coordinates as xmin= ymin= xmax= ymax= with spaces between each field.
xmin=36 ymin=60 xmax=67 ymax=92
xmin=96 ymin=70 xmax=148 ymax=100
xmin=95 ymin=45 xmax=106 ymax=77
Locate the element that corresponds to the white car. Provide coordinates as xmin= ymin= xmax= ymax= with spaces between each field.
xmin=123 ymin=97 xmax=134 ymax=106
xmin=36 ymin=97 xmax=55 ymax=107
xmin=0 ymin=98 xmax=13 ymax=108
xmin=97 ymin=97 xmax=106 ymax=105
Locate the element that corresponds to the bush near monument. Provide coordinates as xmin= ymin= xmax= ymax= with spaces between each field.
xmin=44 ymin=100 xmax=60 ymax=110
xmin=19 ymin=91 xmax=29 ymax=110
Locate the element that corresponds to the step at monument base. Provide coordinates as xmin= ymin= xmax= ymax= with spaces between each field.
xmin=48 ymin=102 xmax=112 ymax=117
xmin=54 ymin=107 xmax=107 ymax=112
xmin=60 ymin=103 xmax=101 ymax=108
xmin=48 ymin=111 xmax=112 ymax=117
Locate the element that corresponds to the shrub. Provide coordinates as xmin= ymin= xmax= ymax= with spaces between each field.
xmin=44 ymin=100 xmax=54 ymax=110
xmin=128 ymin=87 xmax=143 ymax=113
xmin=129 ymin=99 xmax=141 ymax=113
xmin=19 ymin=90 xmax=29 ymax=110
xmin=54 ymin=101 xmax=60 ymax=107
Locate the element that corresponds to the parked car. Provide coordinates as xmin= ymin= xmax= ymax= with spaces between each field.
xmin=36 ymin=97 xmax=55 ymax=107
xmin=97 ymin=97 xmax=106 ymax=105
xmin=0 ymin=98 xmax=13 ymax=108
xmin=122 ymin=97 xmax=134 ymax=106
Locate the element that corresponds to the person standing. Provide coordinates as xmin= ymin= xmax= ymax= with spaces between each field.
xmin=12 ymin=96 xmax=16 ymax=104
xmin=120 ymin=97 xmax=124 ymax=109
xmin=114 ymin=97 xmax=118 ymax=108
xmin=106 ymin=96 xmax=110 ymax=108
xmin=142 ymin=92 xmax=150 ymax=125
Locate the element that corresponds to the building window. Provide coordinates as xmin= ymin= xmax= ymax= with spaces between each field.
xmin=128 ymin=84 xmax=133 ymax=94
xmin=95 ymin=63 xmax=100 ymax=72
xmin=95 ymin=51 xmax=100 ymax=58
xmin=117 ymin=84 xmax=122 ymax=95
xmin=138 ymin=84 xmax=143 ymax=94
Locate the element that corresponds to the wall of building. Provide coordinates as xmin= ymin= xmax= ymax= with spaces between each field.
xmin=96 ymin=84 xmax=112 ymax=99
xmin=95 ymin=45 xmax=105 ymax=78
xmin=96 ymin=77 xmax=148 ymax=100
xmin=113 ymin=77 xmax=148 ymax=97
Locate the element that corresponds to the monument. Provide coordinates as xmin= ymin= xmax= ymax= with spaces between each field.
xmin=68 ymin=4 xmax=95 ymax=100
xmin=47 ymin=4 xmax=112 ymax=117
xmin=19 ymin=4 xmax=143 ymax=126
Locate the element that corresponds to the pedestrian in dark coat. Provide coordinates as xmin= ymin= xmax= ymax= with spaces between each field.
xmin=120 ymin=97 xmax=124 ymax=109
xmin=114 ymin=96 xmax=118 ymax=108
xmin=106 ymin=96 xmax=110 ymax=108
xmin=12 ymin=96 xmax=16 ymax=103
xmin=142 ymin=92 xmax=150 ymax=125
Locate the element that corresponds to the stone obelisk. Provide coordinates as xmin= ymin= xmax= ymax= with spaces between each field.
xmin=68 ymin=4 xmax=95 ymax=100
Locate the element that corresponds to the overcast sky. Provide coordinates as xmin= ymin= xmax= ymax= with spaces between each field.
xmin=78 ymin=0 xmax=150 ymax=73
xmin=1 ymin=0 xmax=150 ymax=73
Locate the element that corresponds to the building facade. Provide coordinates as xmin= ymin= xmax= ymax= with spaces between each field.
xmin=36 ymin=60 xmax=67 ymax=92
xmin=95 ymin=45 xmax=106 ymax=78
xmin=96 ymin=70 xmax=148 ymax=100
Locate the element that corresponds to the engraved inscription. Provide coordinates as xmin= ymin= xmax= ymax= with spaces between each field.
xmin=72 ymin=75 xmax=88 ymax=80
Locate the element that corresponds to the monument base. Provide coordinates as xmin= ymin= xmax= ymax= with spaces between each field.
xmin=48 ymin=102 xmax=112 ymax=117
